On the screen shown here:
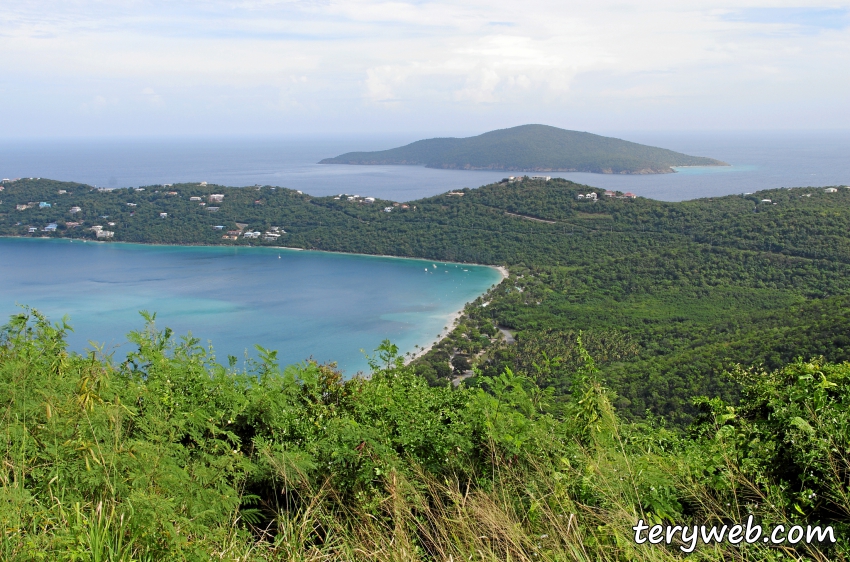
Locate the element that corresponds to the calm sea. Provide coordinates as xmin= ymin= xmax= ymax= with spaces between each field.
xmin=2 ymin=131 xmax=846 ymax=369
xmin=0 ymin=238 xmax=502 ymax=374
xmin=1 ymin=131 xmax=848 ymax=202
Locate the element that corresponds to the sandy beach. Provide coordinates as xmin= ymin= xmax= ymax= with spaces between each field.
xmin=404 ymin=264 xmax=508 ymax=364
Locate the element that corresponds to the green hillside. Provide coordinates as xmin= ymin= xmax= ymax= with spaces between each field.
xmin=4 ymin=177 xmax=850 ymax=560
xmin=319 ymin=124 xmax=728 ymax=174
xmin=3 ymin=177 xmax=850 ymax=425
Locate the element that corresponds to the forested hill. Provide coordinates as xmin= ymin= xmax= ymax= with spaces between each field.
xmin=319 ymin=124 xmax=728 ymax=174
xmin=3 ymin=177 xmax=850 ymax=424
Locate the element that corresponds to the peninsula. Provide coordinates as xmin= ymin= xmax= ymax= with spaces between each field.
xmin=319 ymin=124 xmax=729 ymax=174
xmin=3 ymin=176 xmax=850 ymax=424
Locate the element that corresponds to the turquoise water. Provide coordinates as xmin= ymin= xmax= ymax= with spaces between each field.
xmin=0 ymin=238 xmax=502 ymax=374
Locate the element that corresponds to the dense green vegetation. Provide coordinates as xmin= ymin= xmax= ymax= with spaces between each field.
xmin=3 ymin=177 xmax=850 ymax=424
xmin=2 ymin=309 xmax=849 ymax=560
xmin=4 ymin=173 xmax=850 ymax=559
xmin=319 ymin=125 xmax=728 ymax=173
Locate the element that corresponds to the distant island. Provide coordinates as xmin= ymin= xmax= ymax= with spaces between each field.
xmin=319 ymin=124 xmax=729 ymax=174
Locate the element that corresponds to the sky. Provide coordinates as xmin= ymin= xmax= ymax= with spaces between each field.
xmin=1 ymin=1 xmax=849 ymax=137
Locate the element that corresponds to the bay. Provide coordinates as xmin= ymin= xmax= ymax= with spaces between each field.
xmin=1 ymin=131 xmax=848 ymax=202
xmin=0 ymin=237 xmax=502 ymax=374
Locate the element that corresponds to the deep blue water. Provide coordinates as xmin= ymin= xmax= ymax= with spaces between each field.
xmin=1 ymin=131 xmax=848 ymax=201
xmin=0 ymin=238 xmax=502 ymax=374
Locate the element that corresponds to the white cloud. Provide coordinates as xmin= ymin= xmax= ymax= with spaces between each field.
xmin=1 ymin=0 xmax=848 ymax=135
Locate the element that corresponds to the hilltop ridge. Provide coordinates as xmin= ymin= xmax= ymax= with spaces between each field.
xmin=319 ymin=124 xmax=729 ymax=174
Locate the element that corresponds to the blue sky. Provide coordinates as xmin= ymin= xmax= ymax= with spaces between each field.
xmin=1 ymin=1 xmax=848 ymax=137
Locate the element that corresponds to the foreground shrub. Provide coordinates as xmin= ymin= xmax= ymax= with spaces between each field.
xmin=0 ymin=309 xmax=847 ymax=560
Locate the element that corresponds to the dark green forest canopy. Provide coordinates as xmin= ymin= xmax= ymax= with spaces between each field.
xmin=2 ymin=176 xmax=850 ymax=423
xmin=318 ymin=124 xmax=729 ymax=174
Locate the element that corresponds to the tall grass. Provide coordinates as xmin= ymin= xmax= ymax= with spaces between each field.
xmin=1 ymin=310 xmax=847 ymax=560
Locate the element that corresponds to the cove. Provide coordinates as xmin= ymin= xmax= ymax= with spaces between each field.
xmin=0 ymin=237 xmax=503 ymax=374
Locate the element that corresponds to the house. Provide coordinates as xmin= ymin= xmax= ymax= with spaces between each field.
xmin=384 ymin=207 xmax=393 ymax=212
xmin=167 ymin=191 xmax=178 ymax=195
xmin=270 ymin=226 xmax=280 ymax=232
xmin=206 ymin=207 xmax=220 ymax=212
xmin=200 ymin=182 xmax=208 ymax=187
xmin=577 ymin=194 xmax=584 ymax=199
xmin=70 ymin=206 xmax=82 ymax=213
xmin=213 ymin=225 xmax=225 ymax=230
xmin=531 ymin=176 xmax=551 ymax=181
xmin=243 ymin=231 xmax=261 ymax=239
xmin=347 ymin=196 xmax=357 ymax=201
xmin=401 ymin=204 xmax=409 ymax=209
xmin=604 ymin=190 xmax=615 ymax=197
xmin=39 ymin=202 xmax=51 ymax=208
xmin=296 ymin=191 xmax=303 ymax=195
xmin=90 ymin=225 xmax=103 ymax=232
xmin=825 ymin=187 xmax=838 ymax=193
xmin=364 ymin=197 xmax=375 ymax=203
xmin=160 ymin=212 xmax=168 ymax=218
xmin=58 ymin=190 xmax=67 ymax=194
xmin=189 ymin=197 xmax=202 ymax=201
xmin=28 ymin=227 xmax=38 ymax=233
xmin=447 ymin=191 xmax=465 ymax=196
xmin=135 ymin=188 xmax=145 ymax=191
xmin=227 ymin=230 xmax=242 ymax=235
xmin=108 ymin=222 xmax=116 ymax=226
xmin=65 ymin=222 xmax=80 ymax=228
xmin=761 ymin=199 xmax=771 ymax=203
xmin=96 ymin=230 xmax=114 ymax=239
xmin=16 ymin=204 xmax=28 ymax=211
xmin=126 ymin=203 xmax=137 ymax=207
xmin=221 ymin=235 xmax=238 ymax=240
xmin=623 ymin=192 xmax=637 ymax=199
xmin=209 ymin=194 xmax=224 ymax=202
xmin=44 ymin=223 xmax=58 ymax=232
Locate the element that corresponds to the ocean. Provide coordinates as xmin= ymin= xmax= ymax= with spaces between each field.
xmin=0 ymin=238 xmax=502 ymax=374
xmin=2 ymin=130 xmax=847 ymax=371
xmin=2 ymin=131 xmax=848 ymax=202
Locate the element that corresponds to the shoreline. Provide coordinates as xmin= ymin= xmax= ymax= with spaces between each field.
xmin=403 ymin=265 xmax=508 ymax=365
xmin=0 ymin=235 xmax=505 ymax=271
xmin=1 ymin=235 xmax=509 ymax=371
